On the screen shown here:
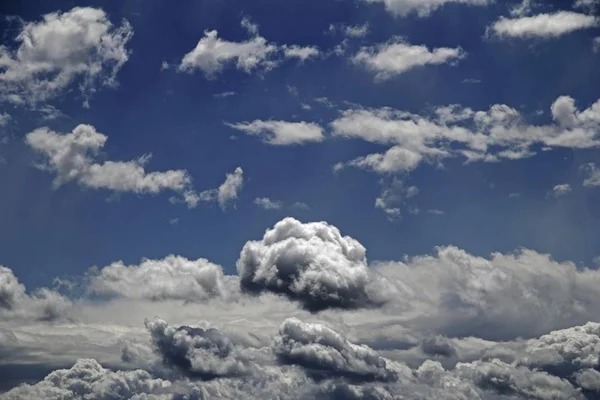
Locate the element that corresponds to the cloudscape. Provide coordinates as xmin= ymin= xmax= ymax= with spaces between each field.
xmin=1 ymin=0 xmax=600 ymax=398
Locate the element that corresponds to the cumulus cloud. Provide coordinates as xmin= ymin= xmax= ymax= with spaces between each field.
xmin=551 ymin=184 xmax=572 ymax=197
xmin=145 ymin=317 xmax=257 ymax=379
xmin=226 ymin=120 xmax=324 ymax=145
xmin=178 ymin=19 xmax=318 ymax=77
xmin=0 ymin=266 xmax=71 ymax=322
xmin=489 ymin=11 xmax=599 ymax=39
xmin=0 ymin=7 xmax=132 ymax=106
xmin=361 ymin=0 xmax=489 ymax=17
xmin=353 ymin=39 xmax=465 ymax=80
xmin=331 ymin=95 xmax=600 ymax=176
xmin=274 ymin=318 xmax=403 ymax=382
xmin=236 ymin=217 xmax=390 ymax=312
xmin=87 ymin=255 xmax=233 ymax=302
xmin=374 ymin=179 xmax=419 ymax=220
xmin=328 ymin=23 xmax=370 ymax=38
xmin=0 ymin=113 xmax=11 ymax=127
xmin=254 ymin=197 xmax=283 ymax=210
xmin=25 ymin=124 xmax=200 ymax=207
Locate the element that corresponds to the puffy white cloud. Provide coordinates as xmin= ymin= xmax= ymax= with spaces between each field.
xmin=217 ymin=167 xmax=244 ymax=210
xmin=583 ymin=163 xmax=600 ymax=187
xmin=178 ymin=19 xmax=319 ymax=77
xmin=489 ymin=11 xmax=599 ymax=39
xmin=226 ymin=120 xmax=324 ymax=145
xmin=0 ymin=112 xmax=10 ymax=127
xmin=87 ymin=255 xmax=234 ymax=302
xmin=331 ymin=95 xmax=600 ymax=176
xmin=25 ymin=125 xmax=203 ymax=207
xmin=510 ymin=0 xmax=535 ymax=17
xmin=254 ymin=197 xmax=283 ymax=210
xmin=328 ymin=24 xmax=370 ymax=38
xmin=273 ymin=318 xmax=405 ymax=381
xmin=353 ymin=39 xmax=465 ymax=80
xmin=236 ymin=217 xmax=390 ymax=312
xmin=361 ymin=0 xmax=489 ymax=17
xmin=0 ymin=266 xmax=71 ymax=322
xmin=374 ymin=179 xmax=419 ymax=220
xmin=0 ymin=7 xmax=132 ymax=106
xmin=551 ymin=184 xmax=572 ymax=197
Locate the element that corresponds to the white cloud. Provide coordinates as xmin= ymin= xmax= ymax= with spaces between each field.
xmin=594 ymin=36 xmax=600 ymax=52
xmin=551 ymin=184 xmax=572 ymax=197
xmin=25 ymin=124 xmax=199 ymax=206
xmin=427 ymin=209 xmax=445 ymax=215
xmin=226 ymin=120 xmax=324 ymax=145
xmin=489 ymin=11 xmax=599 ymax=39
xmin=0 ymin=7 xmax=132 ymax=106
xmin=374 ymin=179 xmax=419 ymax=220
xmin=178 ymin=19 xmax=319 ymax=77
xmin=254 ymin=197 xmax=283 ymax=210
xmin=353 ymin=39 xmax=465 ymax=80
xmin=362 ymin=0 xmax=489 ymax=17
xmin=218 ymin=167 xmax=244 ymax=209
xmin=574 ymin=0 xmax=599 ymax=13
xmin=87 ymin=255 xmax=234 ymax=302
xmin=583 ymin=163 xmax=600 ymax=187
xmin=329 ymin=23 xmax=370 ymax=38
xmin=510 ymin=0 xmax=535 ymax=17
xmin=0 ymin=112 xmax=11 ymax=127
xmin=213 ymin=91 xmax=236 ymax=98
xmin=331 ymin=95 xmax=600 ymax=175
xmin=282 ymin=45 xmax=320 ymax=62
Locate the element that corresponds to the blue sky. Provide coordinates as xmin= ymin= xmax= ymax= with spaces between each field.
xmin=3 ymin=0 xmax=600 ymax=398
xmin=2 ymin=0 xmax=599 ymax=290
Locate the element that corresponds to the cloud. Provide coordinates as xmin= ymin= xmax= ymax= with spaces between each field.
xmin=226 ymin=120 xmax=324 ymax=145
xmin=331 ymin=95 xmax=600 ymax=176
xmin=510 ymin=0 xmax=535 ymax=17
xmin=274 ymin=318 xmax=403 ymax=382
xmin=178 ymin=19 xmax=318 ymax=77
xmin=374 ymin=179 xmax=419 ymax=220
xmin=329 ymin=24 xmax=370 ymax=38
xmin=145 ymin=317 xmax=256 ymax=379
xmin=0 ymin=113 xmax=12 ymax=127
xmin=551 ymin=184 xmax=572 ymax=197
xmin=594 ymin=36 xmax=600 ymax=52
xmin=217 ymin=167 xmax=244 ymax=209
xmin=574 ymin=0 xmax=599 ymax=13
xmin=361 ymin=0 xmax=489 ymax=17
xmin=583 ymin=163 xmax=600 ymax=187
xmin=489 ymin=11 xmax=599 ymax=39
xmin=25 ymin=124 xmax=199 ymax=207
xmin=254 ymin=197 xmax=283 ymax=210
xmin=236 ymin=217 xmax=391 ymax=312
xmin=87 ymin=255 xmax=234 ymax=302
xmin=0 ymin=266 xmax=71 ymax=322
xmin=353 ymin=39 xmax=465 ymax=81
xmin=213 ymin=91 xmax=236 ymax=98
xmin=0 ymin=7 xmax=132 ymax=106
xmin=375 ymin=246 xmax=600 ymax=339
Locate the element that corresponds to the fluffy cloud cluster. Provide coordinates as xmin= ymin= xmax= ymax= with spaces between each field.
xmin=178 ymin=19 xmax=319 ymax=77
xmin=332 ymin=95 xmax=600 ymax=174
xmin=26 ymin=124 xmax=196 ymax=205
xmin=237 ymin=217 xmax=390 ymax=312
xmin=0 ymin=266 xmax=71 ymax=322
xmin=226 ymin=120 xmax=324 ymax=145
xmin=353 ymin=39 xmax=465 ymax=80
xmin=0 ymin=7 xmax=132 ymax=106
xmin=361 ymin=0 xmax=489 ymax=17
xmin=87 ymin=255 xmax=234 ymax=302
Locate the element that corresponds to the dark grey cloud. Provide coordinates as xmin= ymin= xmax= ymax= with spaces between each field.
xmin=237 ymin=217 xmax=391 ymax=312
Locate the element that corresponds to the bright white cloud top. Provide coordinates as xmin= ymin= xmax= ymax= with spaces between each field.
xmin=227 ymin=120 xmax=324 ymax=145
xmin=489 ymin=11 xmax=599 ymax=39
xmin=362 ymin=0 xmax=489 ymax=17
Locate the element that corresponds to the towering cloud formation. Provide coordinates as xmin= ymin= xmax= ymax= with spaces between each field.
xmin=237 ymin=217 xmax=389 ymax=312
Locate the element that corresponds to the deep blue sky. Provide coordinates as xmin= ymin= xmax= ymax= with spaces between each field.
xmin=0 ymin=0 xmax=599 ymax=289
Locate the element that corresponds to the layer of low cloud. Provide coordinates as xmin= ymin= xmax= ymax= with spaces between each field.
xmin=178 ymin=18 xmax=319 ymax=77
xmin=353 ymin=39 xmax=465 ymax=80
xmin=226 ymin=120 xmax=324 ymax=145
xmin=0 ymin=7 xmax=132 ymax=106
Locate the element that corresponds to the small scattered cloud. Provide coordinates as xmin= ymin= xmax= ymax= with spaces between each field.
xmin=328 ymin=23 xmax=369 ymax=38
xmin=226 ymin=120 xmax=324 ymax=145
xmin=254 ymin=197 xmax=283 ymax=210
xmin=427 ymin=209 xmax=445 ymax=215
xmin=488 ymin=11 xmax=599 ymax=39
xmin=213 ymin=91 xmax=237 ymax=98
xmin=461 ymin=78 xmax=482 ymax=84
xmin=361 ymin=0 xmax=490 ymax=17
xmin=582 ymin=163 xmax=600 ymax=187
xmin=550 ymin=184 xmax=572 ymax=197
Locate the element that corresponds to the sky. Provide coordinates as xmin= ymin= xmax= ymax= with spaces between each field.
xmin=1 ymin=0 xmax=600 ymax=398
